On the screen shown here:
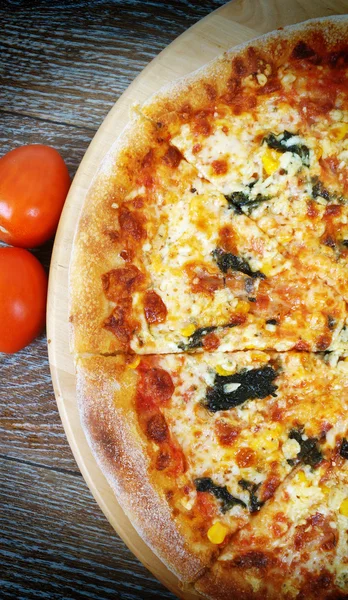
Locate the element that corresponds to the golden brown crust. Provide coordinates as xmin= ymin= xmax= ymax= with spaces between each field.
xmin=76 ymin=354 xmax=213 ymax=582
xmin=141 ymin=16 xmax=348 ymax=125
xmin=69 ymin=116 xmax=152 ymax=354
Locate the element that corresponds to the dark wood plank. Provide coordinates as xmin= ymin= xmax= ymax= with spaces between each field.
xmin=0 ymin=112 xmax=94 ymax=179
xmin=0 ymin=0 xmax=226 ymax=129
xmin=0 ymin=458 xmax=176 ymax=599
xmin=0 ymin=332 xmax=80 ymax=473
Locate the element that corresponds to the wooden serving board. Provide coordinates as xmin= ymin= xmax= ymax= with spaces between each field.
xmin=47 ymin=1 xmax=347 ymax=597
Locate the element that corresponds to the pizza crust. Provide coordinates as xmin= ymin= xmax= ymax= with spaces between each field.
xmin=69 ymin=116 xmax=157 ymax=354
xmin=141 ymin=16 xmax=348 ymax=124
xmin=76 ymin=354 xmax=213 ymax=582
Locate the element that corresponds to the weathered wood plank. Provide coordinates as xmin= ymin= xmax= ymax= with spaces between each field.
xmin=0 ymin=0 xmax=226 ymax=129
xmin=0 ymin=459 xmax=176 ymax=599
xmin=0 ymin=113 xmax=93 ymax=472
xmin=0 ymin=333 xmax=79 ymax=473
xmin=0 ymin=112 xmax=94 ymax=179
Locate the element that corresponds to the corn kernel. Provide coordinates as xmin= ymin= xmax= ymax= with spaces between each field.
xmin=181 ymin=324 xmax=196 ymax=337
xmin=339 ymin=498 xmax=348 ymax=517
xmin=330 ymin=123 xmax=348 ymax=141
xmin=127 ymin=356 xmax=140 ymax=369
xmin=262 ymin=148 xmax=281 ymax=176
xmin=207 ymin=522 xmax=229 ymax=544
xmin=236 ymin=300 xmax=250 ymax=315
xmin=278 ymin=231 xmax=293 ymax=244
xmin=321 ymin=485 xmax=331 ymax=496
xmin=260 ymin=261 xmax=273 ymax=277
xmin=216 ymin=365 xmax=235 ymax=376
xmin=316 ymin=146 xmax=323 ymax=160
xmin=297 ymin=470 xmax=309 ymax=485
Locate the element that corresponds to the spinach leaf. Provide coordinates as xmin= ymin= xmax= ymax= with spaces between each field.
xmin=264 ymin=130 xmax=310 ymax=167
xmin=238 ymin=479 xmax=264 ymax=513
xmin=178 ymin=326 xmax=217 ymax=351
xmin=205 ymin=366 xmax=278 ymax=412
xmin=340 ymin=438 xmax=348 ymax=460
xmin=288 ymin=429 xmax=323 ymax=467
xmin=266 ymin=318 xmax=278 ymax=325
xmin=225 ymin=191 xmax=269 ymax=214
xmin=194 ymin=477 xmax=246 ymax=513
xmin=212 ymin=248 xmax=266 ymax=279
xmin=312 ymin=179 xmax=332 ymax=202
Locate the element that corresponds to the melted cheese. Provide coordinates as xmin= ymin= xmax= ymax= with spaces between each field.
xmin=169 ymin=66 xmax=348 ymax=303
xmin=154 ymin=352 xmax=348 ymax=535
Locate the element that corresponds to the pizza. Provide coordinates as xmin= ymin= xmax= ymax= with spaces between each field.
xmin=69 ymin=16 xmax=348 ymax=600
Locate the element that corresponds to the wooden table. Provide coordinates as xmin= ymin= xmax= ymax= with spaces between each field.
xmin=0 ymin=2 xmax=226 ymax=598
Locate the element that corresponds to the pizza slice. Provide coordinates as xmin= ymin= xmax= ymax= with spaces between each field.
xmin=140 ymin=17 xmax=348 ymax=301
xmin=69 ymin=115 xmax=348 ymax=356
xmin=195 ymin=449 xmax=348 ymax=600
xmin=76 ymin=351 xmax=348 ymax=581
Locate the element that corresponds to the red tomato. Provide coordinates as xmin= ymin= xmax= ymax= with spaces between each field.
xmin=0 ymin=145 xmax=70 ymax=248
xmin=0 ymin=247 xmax=47 ymax=353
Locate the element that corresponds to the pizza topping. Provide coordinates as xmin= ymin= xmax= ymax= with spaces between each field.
xmin=178 ymin=326 xmax=218 ymax=350
xmin=202 ymin=332 xmax=220 ymax=351
xmin=146 ymin=413 xmax=168 ymax=442
xmin=194 ymin=477 xmax=246 ymax=513
xmin=339 ymin=498 xmax=348 ymax=517
xmin=225 ymin=191 xmax=269 ymax=214
xmin=266 ymin=318 xmax=278 ymax=326
xmin=162 ymin=146 xmax=182 ymax=168
xmin=339 ymin=438 xmax=348 ymax=460
xmin=215 ymin=421 xmax=240 ymax=446
xmin=235 ymin=447 xmax=256 ymax=468
xmin=291 ymin=40 xmax=317 ymax=62
xmin=102 ymin=265 xmax=145 ymax=302
xmin=212 ymin=159 xmax=228 ymax=175
xmin=156 ymin=451 xmax=171 ymax=471
xmin=212 ymin=248 xmax=266 ymax=279
xmin=143 ymin=290 xmax=167 ymax=324
xmin=288 ymin=429 xmax=323 ymax=467
xmin=262 ymin=147 xmax=281 ymax=176
xmin=232 ymin=551 xmax=271 ymax=569
xmin=118 ymin=205 xmax=146 ymax=241
xmin=238 ymin=479 xmax=264 ymax=513
xmin=207 ymin=521 xmax=229 ymax=544
xmin=205 ymin=366 xmax=278 ymax=412
xmin=140 ymin=367 xmax=174 ymax=405
xmin=126 ymin=355 xmax=141 ymax=369
xmin=263 ymin=131 xmax=310 ymax=167
xmin=187 ymin=264 xmax=224 ymax=295
xmin=103 ymin=306 xmax=134 ymax=345
xmin=312 ymin=179 xmax=332 ymax=202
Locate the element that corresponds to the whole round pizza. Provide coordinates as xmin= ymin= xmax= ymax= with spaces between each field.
xmin=69 ymin=16 xmax=348 ymax=600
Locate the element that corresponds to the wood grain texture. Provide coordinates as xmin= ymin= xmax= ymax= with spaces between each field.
xmin=0 ymin=0 xmax=225 ymax=129
xmin=0 ymin=459 xmax=176 ymax=599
